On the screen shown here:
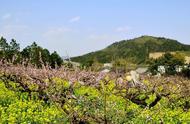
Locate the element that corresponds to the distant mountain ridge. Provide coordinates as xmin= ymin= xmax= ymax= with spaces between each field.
xmin=71 ymin=36 xmax=190 ymax=65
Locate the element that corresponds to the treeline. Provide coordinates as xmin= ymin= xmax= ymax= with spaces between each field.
xmin=0 ymin=37 xmax=63 ymax=68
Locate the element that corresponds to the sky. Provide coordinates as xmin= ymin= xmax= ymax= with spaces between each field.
xmin=0 ymin=0 xmax=190 ymax=57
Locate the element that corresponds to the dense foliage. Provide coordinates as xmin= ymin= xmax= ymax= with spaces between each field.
xmin=0 ymin=37 xmax=63 ymax=68
xmin=0 ymin=62 xmax=190 ymax=123
xmin=72 ymin=36 xmax=190 ymax=66
xmin=148 ymin=52 xmax=190 ymax=78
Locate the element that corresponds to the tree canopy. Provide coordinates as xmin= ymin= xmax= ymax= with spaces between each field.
xmin=0 ymin=37 xmax=63 ymax=68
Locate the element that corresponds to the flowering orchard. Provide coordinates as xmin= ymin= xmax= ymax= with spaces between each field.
xmin=0 ymin=61 xmax=190 ymax=123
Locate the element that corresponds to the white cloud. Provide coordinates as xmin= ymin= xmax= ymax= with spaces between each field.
xmin=2 ymin=13 xmax=12 ymax=20
xmin=116 ymin=26 xmax=130 ymax=33
xmin=69 ymin=16 xmax=80 ymax=23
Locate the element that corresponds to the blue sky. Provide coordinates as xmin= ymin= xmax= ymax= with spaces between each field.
xmin=0 ymin=0 xmax=190 ymax=57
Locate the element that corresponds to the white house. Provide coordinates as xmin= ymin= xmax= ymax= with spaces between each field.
xmin=158 ymin=66 xmax=166 ymax=74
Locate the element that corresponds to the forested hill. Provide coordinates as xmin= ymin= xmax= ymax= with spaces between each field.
xmin=71 ymin=36 xmax=190 ymax=65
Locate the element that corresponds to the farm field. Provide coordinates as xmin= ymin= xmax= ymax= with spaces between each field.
xmin=0 ymin=63 xmax=190 ymax=123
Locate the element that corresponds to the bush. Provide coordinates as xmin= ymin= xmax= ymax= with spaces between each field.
xmin=181 ymin=66 xmax=190 ymax=78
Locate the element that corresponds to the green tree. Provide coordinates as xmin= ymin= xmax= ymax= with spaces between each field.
xmin=21 ymin=42 xmax=49 ymax=68
xmin=21 ymin=46 xmax=31 ymax=60
xmin=9 ymin=39 xmax=20 ymax=51
xmin=50 ymin=51 xmax=63 ymax=68
xmin=0 ymin=37 xmax=8 ymax=51
xmin=6 ymin=39 xmax=20 ymax=63
xmin=41 ymin=49 xmax=51 ymax=66
xmin=0 ymin=37 xmax=9 ymax=59
xmin=29 ymin=42 xmax=43 ymax=67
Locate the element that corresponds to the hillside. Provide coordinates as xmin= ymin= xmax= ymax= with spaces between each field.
xmin=71 ymin=36 xmax=190 ymax=65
